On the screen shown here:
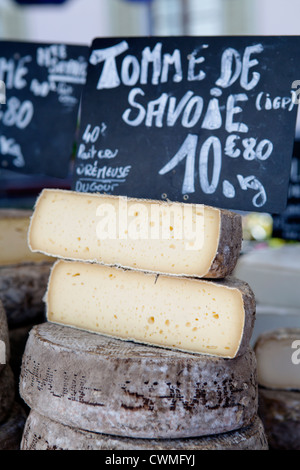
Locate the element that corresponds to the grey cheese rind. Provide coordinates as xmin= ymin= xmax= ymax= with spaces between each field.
xmin=207 ymin=209 xmax=242 ymax=278
xmin=258 ymin=387 xmax=300 ymax=450
xmin=0 ymin=262 xmax=52 ymax=328
xmin=20 ymin=410 xmax=268 ymax=450
xmin=0 ymin=365 xmax=15 ymax=424
xmin=19 ymin=322 xmax=258 ymax=439
xmin=0 ymin=299 xmax=9 ymax=371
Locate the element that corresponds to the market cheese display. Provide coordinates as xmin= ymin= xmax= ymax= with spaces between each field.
xmin=28 ymin=188 xmax=242 ymax=278
xmin=254 ymin=328 xmax=300 ymax=450
xmin=21 ymin=410 xmax=268 ymax=451
xmin=46 ymin=260 xmax=255 ymax=359
xmin=19 ymin=322 xmax=258 ymax=439
xmin=18 ymin=189 xmax=267 ymax=450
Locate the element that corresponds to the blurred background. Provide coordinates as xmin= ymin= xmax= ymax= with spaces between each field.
xmin=1 ymin=0 xmax=300 ymax=42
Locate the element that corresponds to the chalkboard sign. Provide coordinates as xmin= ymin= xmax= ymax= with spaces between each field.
xmin=72 ymin=36 xmax=300 ymax=213
xmin=272 ymin=140 xmax=300 ymax=240
xmin=0 ymin=41 xmax=89 ymax=178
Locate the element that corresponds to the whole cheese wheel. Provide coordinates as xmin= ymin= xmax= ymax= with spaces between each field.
xmin=20 ymin=322 xmax=258 ymax=439
xmin=20 ymin=410 xmax=268 ymax=450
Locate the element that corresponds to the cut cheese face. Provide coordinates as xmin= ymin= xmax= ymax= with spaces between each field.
xmin=46 ymin=260 xmax=253 ymax=359
xmin=0 ymin=210 xmax=50 ymax=266
xmin=28 ymin=188 xmax=242 ymax=278
xmin=254 ymin=328 xmax=300 ymax=390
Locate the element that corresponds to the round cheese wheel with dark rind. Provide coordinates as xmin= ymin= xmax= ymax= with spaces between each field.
xmin=20 ymin=410 xmax=268 ymax=450
xmin=19 ymin=322 xmax=258 ymax=439
xmin=0 ymin=402 xmax=27 ymax=450
xmin=0 ymin=262 xmax=52 ymax=328
xmin=258 ymin=387 xmax=300 ymax=450
xmin=0 ymin=365 xmax=15 ymax=423
xmin=0 ymin=299 xmax=9 ymax=371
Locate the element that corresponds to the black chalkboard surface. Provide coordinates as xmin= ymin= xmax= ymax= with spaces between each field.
xmin=0 ymin=41 xmax=89 ymax=178
xmin=72 ymin=36 xmax=300 ymax=213
xmin=272 ymin=140 xmax=300 ymax=240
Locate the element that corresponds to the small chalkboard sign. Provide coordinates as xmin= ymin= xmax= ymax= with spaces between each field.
xmin=0 ymin=41 xmax=89 ymax=178
xmin=72 ymin=36 xmax=300 ymax=213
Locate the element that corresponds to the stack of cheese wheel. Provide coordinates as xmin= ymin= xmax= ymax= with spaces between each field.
xmin=254 ymin=328 xmax=300 ymax=450
xmin=19 ymin=189 xmax=268 ymax=450
xmin=0 ymin=300 xmax=26 ymax=450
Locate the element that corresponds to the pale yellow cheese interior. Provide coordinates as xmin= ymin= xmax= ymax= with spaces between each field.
xmin=46 ymin=260 xmax=245 ymax=358
xmin=29 ymin=189 xmax=222 ymax=277
xmin=0 ymin=211 xmax=50 ymax=266
xmin=256 ymin=337 xmax=300 ymax=390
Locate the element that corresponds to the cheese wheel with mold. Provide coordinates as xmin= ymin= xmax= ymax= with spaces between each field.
xmin=45 ymin=260 xmax=256 ymax=359
xmin=28 ymin=188 xmax=242 ymax=278
xmin=20 ymin=410 xmax=268 ymax=450
xmin=19 ymin=322 xmax=258 ymax=439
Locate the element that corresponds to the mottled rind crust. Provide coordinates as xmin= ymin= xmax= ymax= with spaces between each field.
xmin=20 ymin=411 xmax=268 ymax=450
xmin=19 ymin=322 xmax=258 ymax=439
xmin=205 ymin=209 xmax=242 ymax=278
xmin=258 ymin=387 xmax=300 ymax=450
xmin=0 ymin=299 xmax=9 ymax=371
xmin=0 ymin=262 xmax=52 ymax=328
xmin=0 ymin=403 xmax=27 ymax=450
xmin=0 ymin=365 xmax=15 ymax=424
